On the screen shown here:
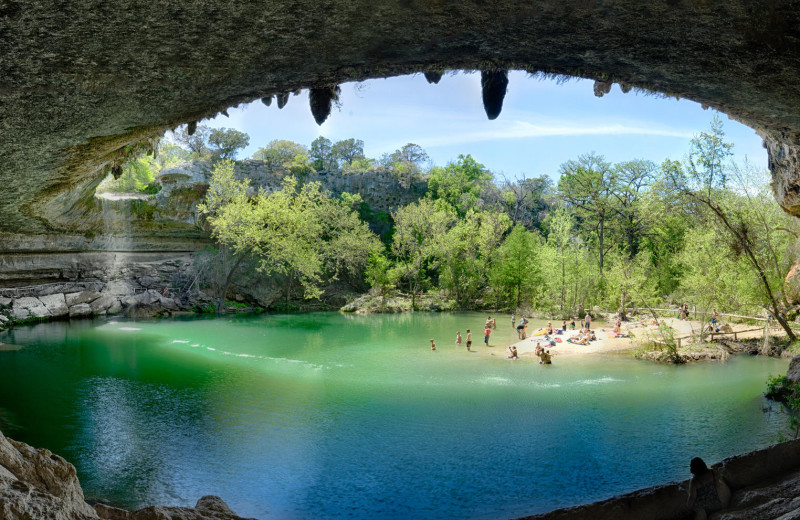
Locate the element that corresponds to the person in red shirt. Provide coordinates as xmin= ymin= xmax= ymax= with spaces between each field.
xmin=484 ymin=327 xmax=491 ymax=346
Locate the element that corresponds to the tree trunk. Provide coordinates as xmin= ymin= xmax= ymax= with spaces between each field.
xmin=217 ymin=254 xmax=245 ymax=313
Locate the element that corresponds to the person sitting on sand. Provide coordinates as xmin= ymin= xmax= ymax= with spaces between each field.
xmin=545 ymin=321 xmax=554 ymax=335
xmin=562 ymin=320 xmax=567 ymax=332
xmin=687 ymin=457 xmax=730 ymax=520
xmin=507 ymin=345 xmax=518 ymax=359
xmin=430 ymin=339 xmax=436 ymax=351
xmin=534 ymin=341 xmax=543 ymax=357
xmin=570 ymin=317 xmax=576 ymax=330
xmin=613 ymin=319 xmax=621 ymax=334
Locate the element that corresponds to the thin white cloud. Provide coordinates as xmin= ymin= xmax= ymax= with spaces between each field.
xmin=416 ymin=120 xmax=694 ymax=149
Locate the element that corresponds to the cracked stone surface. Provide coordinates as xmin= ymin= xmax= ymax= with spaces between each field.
xmin=2 ymin=0 xmax=800 ymax=248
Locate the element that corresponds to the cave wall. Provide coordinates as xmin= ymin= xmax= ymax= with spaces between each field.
xmin=2 ymin=0 xmax=800 ymax=249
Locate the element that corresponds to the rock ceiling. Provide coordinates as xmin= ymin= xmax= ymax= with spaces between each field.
xmin=2 ymin=0 xmax=800 ymax=249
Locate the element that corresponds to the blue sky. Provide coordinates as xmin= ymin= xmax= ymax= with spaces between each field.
xmin=196 ymin=71 xmax=767 ymax=182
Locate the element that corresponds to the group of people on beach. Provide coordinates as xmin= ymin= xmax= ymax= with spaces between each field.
xmin=432 ymin=312 xmax=604 ymax=365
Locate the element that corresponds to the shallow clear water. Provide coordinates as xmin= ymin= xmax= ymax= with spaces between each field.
xmin=0 ymin=312 xmax=789 ymax=519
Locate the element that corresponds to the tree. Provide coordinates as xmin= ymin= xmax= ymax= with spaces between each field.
xmin=195 ymin=159 xmax=259 ymax=311
xmin=207 ymin=128 xmax=250 ymax=160
xmin=391 ymin=199 xmax=455 ymax=309
xmin=315 ymin=192 xmax=382 ymax=290
xmin=687 ymin=114 xmax=734 ymax=196
xmin=490 ymin=225 xmax=542 ymax=310
xmin=612 ymin=159 xmax=657 ymax=257
xmin=669 ymin=121 xmax=797 ymax=340
xmin=365 ymin=251 xmax=399 ymax=302
xmin=254 ymin=140 xmax=309 ymax=168
xmin=497 ymin=175 xmax=552 ymax=230
xmin=557 ymin=153 xmax=617 ymax=275
xmin=310 ymin=136 xmax=335 ymax=171
xmin=198 ymin=160 xmax=380 ymax=311
xmin=427 ymin=154 xmax=493 ymax=216
xmin=173 ymin=124 xmax=211 ymax=156
xmin=439 ymin=210 xmax=511 ymax=307
xmin=331 ymin=138 xmax=365 ymax=167
xmin=379 ymin=143 xmax=431 ymax=188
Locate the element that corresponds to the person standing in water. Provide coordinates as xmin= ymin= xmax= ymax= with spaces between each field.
xmin=466 ymin=329 xmax=472 ymax=351
xmin=484 ymin=326 xmax=491 ymax=346
xmin=584 ymin=312 xmax=591 ymax=331
xmin=430 ymin=338 xmax=436 ymax=351
xmin=456 ymin=331 xmax=463 ymax=347
xmin=511 ymin=313 xmax=516 ymax=329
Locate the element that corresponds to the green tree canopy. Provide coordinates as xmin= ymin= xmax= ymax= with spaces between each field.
xmin=427 ymin=154 xmax=493 ymax=216
xmin=208 ymin=128 xmax=250 ymax=160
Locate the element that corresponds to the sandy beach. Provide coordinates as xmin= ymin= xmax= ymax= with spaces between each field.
xmin=476 ymin=316 xmax=775 ymax=362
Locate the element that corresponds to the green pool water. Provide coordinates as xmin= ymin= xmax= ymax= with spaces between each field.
xmin=0 ymin=312 xmax=789 ymax=519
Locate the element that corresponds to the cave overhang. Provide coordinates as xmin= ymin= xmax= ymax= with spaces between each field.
xmin=2 ymin=0 xmax=800 ymax=247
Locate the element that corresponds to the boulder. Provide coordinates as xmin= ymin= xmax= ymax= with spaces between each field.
xmin=38 ymin=293 xmax=69 ymax=318
xmin=68 ymin=303 xmax=93 ymax=318
xmin=788 ymin=355 xmax=800 ymax=384
xmin=106 ymin=300 xmax=123 ymax=316
xmin=159 ymin=297 xmax=177 ymax=311
xmin=0 ymin=315 xmax=8 ymax=323
xmin=0 ymin=431 xmax=98 ymax=519
xmin=786 ymin=263 xmax=800 ymax=305
xmin=94 ymin=503 xmax=131 ymax=519
xmin=128 ymin=495 xmax=257 ymax=520
xmin=65 ymin=291 xmax=101 ymax=307
xmin=0 ymin=297 xmax=11 ymax=308
xmin=12 ymin=297 xmax=50 ymax=320
xmin=136 ymin=276 xmax=157 ymax=289
xmin=101 ymin=281 xmax=135 ymax=298
xmin=89 ymin=294 xmax=117 ymax=314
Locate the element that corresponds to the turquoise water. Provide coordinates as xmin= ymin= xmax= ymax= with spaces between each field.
xmin=0 ymin=312 xmax=789 ymax=519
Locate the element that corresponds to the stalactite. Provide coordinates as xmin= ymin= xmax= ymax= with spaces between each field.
xmin=276 ymin=93 xmax=290 ymax=109
xmin=593 ymin=80 xmax=612 ymax=97
xmin=481 ymin=69 xmax=508 ymax=120
xmin=261 ymin=96 xmax=272 ymax=106
xmin=309 ymin=85 xmax=341 ymax=125
xmin=187 ymin=121 xmax=197 ymax=135
xmin=424 ymin=71 xmax=443 ymax=84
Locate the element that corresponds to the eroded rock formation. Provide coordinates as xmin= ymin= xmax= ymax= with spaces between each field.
xmin=0 ymin=430 xmax=256 ymax=520
xmin=3 ymin=0 xmax=800 ymax=246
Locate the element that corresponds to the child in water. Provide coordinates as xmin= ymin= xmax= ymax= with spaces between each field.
xmin=456 ymin=331 xmax=462 ymax=346
xmin=430 ymin=338 xmax=436 ymax=351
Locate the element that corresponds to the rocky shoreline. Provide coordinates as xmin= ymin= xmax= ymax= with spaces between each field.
xmin=0 ymin=428 xmax=256 ymax=520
